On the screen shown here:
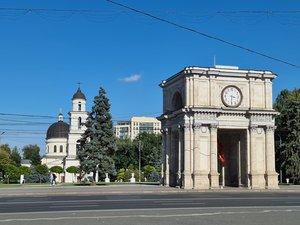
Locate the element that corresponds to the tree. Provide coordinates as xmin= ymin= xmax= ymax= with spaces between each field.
xmin=274 ymin=89 xmax=300 ymax=183
xmin=50 ymin=166 xmax=64 ymax=174
xmin=66 ymin=166 xmax=79 ymax=183
xmin=22 ymin=144 xmax=41 ymax=166
xmin=35 ymin=164 xmax=49 ymax=183
xmin=134 ymin=133 xmax=162 ymax=170
xmin=0 ymin=148 xmax=12 ymax=180
xmin=4 ymin=164 xmax=20 ymax=184
xmin=10 ymin=147 xmax=21 ymax=166
xmin=114 ymin=138 xmax=137 ymax=170
xmin=19 ymin=166 xmax=31 ymax=175
xmin=78 ymin=87 xmax=117 ymax=182
xmin=0 ymin=144 xmax=11 ymax=154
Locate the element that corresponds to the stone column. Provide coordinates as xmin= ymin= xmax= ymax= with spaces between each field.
xmin=193 ymin=123 xmax=210 ymax=189
xmin=177 ymin=126 xmax=182 ymax=187
xmin=161 ymin=129 xmax=166 ymax=185
xmin=249 ymin=126 xmax=265 ymax=189
xmin=182 ymin=124 xmax=192 ymax=189
xmin=265 ymin=126 xmax=279 ymax=189
xmin=210 ymin=124 xmax=219 ymax=188
xmin=165 ymin=128 xmax=170 ymax=187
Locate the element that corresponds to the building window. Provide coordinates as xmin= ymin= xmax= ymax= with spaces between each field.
xmin=47 ymin=146 xmax=49 ymax=153
xmin=78 ymin=102 xmax=82 ymax=111
xmin=60 ymin=145 xmax=63 ymax=153
xmin=78 ymin=117 xmax=82 ymax=130
xmin=54 ymin=145 xmax=57 ymax=153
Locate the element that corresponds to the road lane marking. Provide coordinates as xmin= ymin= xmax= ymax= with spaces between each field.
xmin=0 ymin=205 xmax=300 ymax=216
xmin=0 ymin=196 xmax=298 ymax=205
xmin=0 ymin=209 xmax=300 ymax=223
xmin=50 ymin=205 xmax=99 ymax=208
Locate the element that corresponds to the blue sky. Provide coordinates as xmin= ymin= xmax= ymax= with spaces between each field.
xmin=0 ymin=0 xmax=299 ymax=153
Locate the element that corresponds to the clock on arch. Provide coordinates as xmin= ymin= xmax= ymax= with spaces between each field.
xmin=221 ymin=85 xmax=243 ymax=107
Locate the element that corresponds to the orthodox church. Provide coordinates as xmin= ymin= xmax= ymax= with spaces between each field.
xmin=42 ymin=88 xmax=88 ymax=183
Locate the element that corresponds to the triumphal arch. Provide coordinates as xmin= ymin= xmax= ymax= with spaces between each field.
xmin=158 ymin=65 xmax=278 ymax=189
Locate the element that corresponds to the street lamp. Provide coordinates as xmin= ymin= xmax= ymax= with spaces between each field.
xmin=138 ymin=140 xmax=142 ymax=183
xmin=0 ymin=131 xmax=5 ymax=144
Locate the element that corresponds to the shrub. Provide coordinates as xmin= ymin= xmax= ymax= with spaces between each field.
xmin=50 ymin=166 xmax=64 ymax=174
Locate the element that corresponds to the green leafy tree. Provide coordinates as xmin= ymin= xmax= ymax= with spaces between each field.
xmin=10 ymin=147 xmax=21 ymax=166
xmin=0 ymin=144 xmax=11 ymax=154
xmin=0 ymin=148 xmax=12 ymax=180
xmin=134 ymin=133 xmax=162 ymax=170
xmin=274 ymin=89 xmax=300 ymax=183
xmin=50 ymin=166 xmax=64 ymax=174
xmin=35 ymin=164 xmax=49 ymax=183
xmin=114 ymin=138 xmax=137 ymax=170
xmin=78 ymin=87 xmax=117 ymax=182
xmin=22 ymin=144 xmax=41 ymax=166
xmin=19 ymin=166 xmax=31 ymax=175
xmin=66 ymin=166 xmax=79 ymax=174
xmin=4 ymin=164 xmax=20 ymax=184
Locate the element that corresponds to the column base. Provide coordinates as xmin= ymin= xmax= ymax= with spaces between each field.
xmin=209 ymin=172 xmax=220 ymax=189
xmin=193 ymin=171 xmax=210 ymax=189
xmin=250 ymin=173 xmax=266 ymax=189
xmin=265 ymin=172 xmax=279 ymax=189
xmin=182 ymin=172 xmax=193 ymax=189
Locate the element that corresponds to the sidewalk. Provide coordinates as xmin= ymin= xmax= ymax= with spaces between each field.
xmin=0 ymin=184 xmax=299 ymax=197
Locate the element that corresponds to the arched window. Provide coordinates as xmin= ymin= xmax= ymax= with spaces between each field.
xmin=60 ymin=145 xmax=63 ymax=153
xmin=78 ymin=117 xmax=82 ymax=130
xmin=54 ymin=145 xmax=57 ymax=153
xmin=172 ymin=92 xmax=183 ymax=111
xmin=78 ymin=102 xmax=82 ymax=111
xmin=47 ymin=146 xmax=49 ymax=153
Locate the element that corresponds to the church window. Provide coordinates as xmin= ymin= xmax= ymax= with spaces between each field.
xmin=60 ymin=145 xmax=63 ymax=153
xmin=78 ymin=102 xmax=82 ymax=111
xmin=78 ymin=117 xmax=82 ymax=130
xmin=54 ymin=145 xmax=57 ymax=153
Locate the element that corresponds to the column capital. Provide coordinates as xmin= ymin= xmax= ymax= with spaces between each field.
xmin=249 ymin=125 xmax=258 ymax=132
xmin=265 ymin=125 xmax=276 ymax=133
xmin=193 ymin=122 xmax=202 ymax=130
xmin=210 ymin=124 xmax=218 ymax=132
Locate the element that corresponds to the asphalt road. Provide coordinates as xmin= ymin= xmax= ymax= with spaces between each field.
xmin=0 ymin=192 xmax=299 ymax=224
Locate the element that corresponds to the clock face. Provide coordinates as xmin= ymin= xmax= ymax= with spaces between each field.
xmin=221 ymin=86 xmax=242 ymax=107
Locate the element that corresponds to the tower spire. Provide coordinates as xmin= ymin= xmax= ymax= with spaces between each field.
xmin=77 ymin=82 xmax=81 ymax=90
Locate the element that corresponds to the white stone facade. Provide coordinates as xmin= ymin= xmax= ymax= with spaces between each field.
xmin=42 ymin=88 xmax=88 ymax=183
xmin=158 ymin=66 xmax=279 ymax=189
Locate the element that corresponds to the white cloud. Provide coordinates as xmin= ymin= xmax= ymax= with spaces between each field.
xmin=120 ymin=74 xmax=141 ymax=83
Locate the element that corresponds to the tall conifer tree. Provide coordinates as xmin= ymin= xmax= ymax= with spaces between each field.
xmin=78 ymin=87 xmax=116 ymax=181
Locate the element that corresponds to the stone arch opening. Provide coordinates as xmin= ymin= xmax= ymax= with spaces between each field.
xmin=171 ymin=92 xmax=183 ymax=111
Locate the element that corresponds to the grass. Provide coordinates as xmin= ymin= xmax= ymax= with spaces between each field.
xmin=0 ymin=181 xmax=160 ymax=188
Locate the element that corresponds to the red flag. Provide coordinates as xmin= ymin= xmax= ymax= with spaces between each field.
xmin=218 ymin=141 xmax=225 ymax=166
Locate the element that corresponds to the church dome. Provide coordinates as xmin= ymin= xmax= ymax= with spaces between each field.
xmin=72 ymin=88 xmax=86 ymax=100
xmin=46 ymin=121 xmax=69 ymax=140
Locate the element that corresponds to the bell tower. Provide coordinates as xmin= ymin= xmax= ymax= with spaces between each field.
xmin=65 ymin=86 xmax=88 ymax=183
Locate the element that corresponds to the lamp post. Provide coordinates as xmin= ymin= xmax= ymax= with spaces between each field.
xmin=138 ymin=140 xmax=141 ymax=183
xmin=0 ymin=131 xmax=5 ymax=144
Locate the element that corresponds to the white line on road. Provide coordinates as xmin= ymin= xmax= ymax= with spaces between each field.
xmin=0 ymin=196 xmax=297 ymax=205
xmin=0 ymin=209 xmax=299 ymax=223
xmin=1 ymin=205 xmax=300 ymax=216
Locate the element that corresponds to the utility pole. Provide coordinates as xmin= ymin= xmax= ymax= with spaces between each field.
xmin=138 ymin=140 xmax=141 ymax=183
xmin=0 ymin=131 xmax=5 ymax=144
